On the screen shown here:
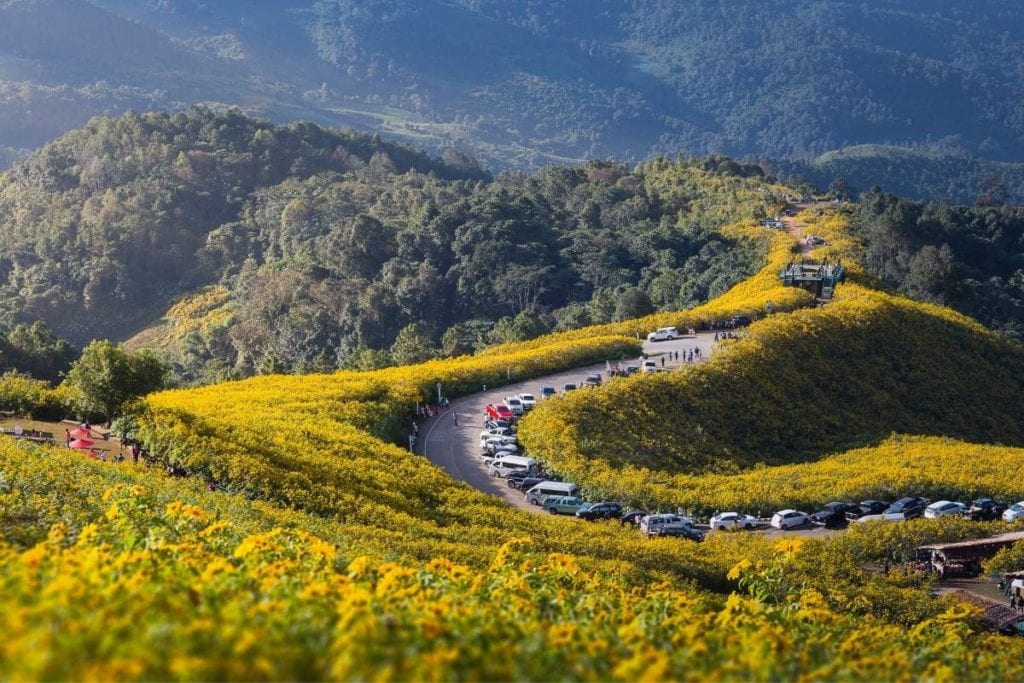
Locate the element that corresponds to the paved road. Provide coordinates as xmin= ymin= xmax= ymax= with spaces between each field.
xmin=417 ymin=332 xmax=718 ymax=512
xmin=417 ymin=328 xmax=841 ymax=539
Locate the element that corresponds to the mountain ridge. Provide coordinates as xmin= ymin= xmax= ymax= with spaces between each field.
xmin=2 ymin=0 xmax=1024 ymax=202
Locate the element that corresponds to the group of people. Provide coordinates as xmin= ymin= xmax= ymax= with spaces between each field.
xmin=656 ymin=348 xmax=703 ymax=366
xmin=408 ymin=398 xmax=451 ymax=450
xmin=416 ymin=400 xmax=448 ymax=420
xmin=713 ymin=331 xmax=739 ymax=341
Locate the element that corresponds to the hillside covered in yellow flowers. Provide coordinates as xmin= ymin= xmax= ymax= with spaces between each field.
xmin=3 ymin=198 xmax=1024 ymax=680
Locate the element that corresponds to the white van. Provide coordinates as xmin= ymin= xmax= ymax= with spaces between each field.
xmin=525 ymin=481 xmax=580 ymax=505
xmin=488 ymin=455 xmax=538 ymax=478
xmin=641 ymin=360 xmax=658 ymax=373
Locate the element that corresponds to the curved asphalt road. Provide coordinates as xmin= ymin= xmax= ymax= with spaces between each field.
xmin=418 ymin=333 xmax=718 ymax=512
xmin=417 ymin=330 xmax=839 ymax=539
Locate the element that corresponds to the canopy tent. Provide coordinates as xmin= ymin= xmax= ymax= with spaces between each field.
xmin=69 ymin=427 xmax=93 ymax=439
xmin=69 ymin=438 xmax=94 ymax=449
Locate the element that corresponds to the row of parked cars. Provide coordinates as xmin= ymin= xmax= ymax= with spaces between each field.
xmin=479 ymin=388 xmax=1024 ymax=537
xmin=763 ymin=496 xmax=1024 ymax=530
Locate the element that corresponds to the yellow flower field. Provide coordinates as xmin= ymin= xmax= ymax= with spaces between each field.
xmin=3 ymin=194 xmax=1024 ymax=679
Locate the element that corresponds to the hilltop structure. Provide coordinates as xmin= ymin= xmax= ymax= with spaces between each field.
xmin=780 ymin=259 xmax=845 ymax=299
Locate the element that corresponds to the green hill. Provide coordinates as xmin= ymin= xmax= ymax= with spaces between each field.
xmin=0 ymin=109 xmax=778 ymax=381
xmin=780 ymin=146 xmax=1024 ymax=205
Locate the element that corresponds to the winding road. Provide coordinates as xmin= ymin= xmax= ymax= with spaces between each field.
xmin=416 ymin=206 xmax=838 ymax=537
xmin=417 ymin=333 xmax=719 ymax=512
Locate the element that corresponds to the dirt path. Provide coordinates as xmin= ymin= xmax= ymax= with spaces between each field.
xmin=783 ymin=202 xmax=812 ymax=255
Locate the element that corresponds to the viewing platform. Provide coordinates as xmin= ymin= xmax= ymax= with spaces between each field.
xmin=779 ymin=259 xmax=845 ymax=299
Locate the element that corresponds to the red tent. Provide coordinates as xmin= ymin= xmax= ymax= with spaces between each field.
xmin=69 ymin=439 xmax=94 ymax=449
xmin=69 ymin=427 xmax=93 ymax=439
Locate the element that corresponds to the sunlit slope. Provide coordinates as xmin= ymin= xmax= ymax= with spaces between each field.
xmin=521 ymin=285 xmax=1024 ymax=477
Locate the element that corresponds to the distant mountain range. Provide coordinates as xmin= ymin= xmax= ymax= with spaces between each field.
xmin=2 ymin=0 xmax=1024 ymax=202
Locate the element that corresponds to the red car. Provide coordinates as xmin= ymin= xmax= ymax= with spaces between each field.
xmin=485 ymin=404 xmax=514 ymax=421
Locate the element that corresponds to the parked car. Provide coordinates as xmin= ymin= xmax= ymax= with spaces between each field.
xmin=526 ymin=481 xmax=580 ymax=505
xmin=664 ymin=525 xmax=704 ymax=542
xmin=709 ymin=512 xmax=757 ymax=531
xmin=485 ymin=404 xmax=514 ymax=422
xmin=1003 ymin=502 xmax=1024 ymax=522
xmin=619 ymin=510 xmax=650 ymax=527
xmin=543 ymin=495 xmax=588 ymax=515
xmin=518 ymin=393 xmax=537 ymax=410
xmin=479 ymin=427 xmax=513 ymax=440
xmin=883 ymin=497 xmax=928 ymax=520
xmin=507 ymin=474 xmax=546 ymax=491
xmin=771 ymin=509 xmax=809 ymax=530
xmin=484 ymin=419 xmax=514 ymax=431
xmin=846 ymin=500 xmax=888 ymax=520
xmin=487 ymin=455 xmax=538 ymax=478
xmin=640 ymin=514 xmax=696 ymax=537
xmin=563 ymin=383 xmax=578 ymax=392
xmin=479 ymin=435 xmax=515 ymax=452
xmin=584 ymin=373 xmax=602 ymax=387
xmin=504 ymin=396 xmax=525 ymax=415
xmin=625 ymin=365 xmax=640 ymax=375
xmin=962 ymin=498 xmax=1006 ymax=521
xmin=924 ymin=500 xmax=966 ymax=519
xmin=858 ymin=497 xmax=928 ymax=524
xmin=810 ymin=502 xmax=854 ymax=528
xmin=539 ymin=386 xmax=557 ymax=399
xmin=576 ymin=502 xmax=623 ymax=521
xmin=479 ymin=433 xmax=516 ymax=447
xmin=641 ymin=360 xmax=658 ymax=373
xmin=646 ymin=327 xmax=678 ymax=342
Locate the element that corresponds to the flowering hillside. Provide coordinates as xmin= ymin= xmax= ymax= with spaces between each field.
xmin=3 ymin=202 xmax=1024 ymax=679
xmin=3 ymin=443 xmax=1024 ymax=680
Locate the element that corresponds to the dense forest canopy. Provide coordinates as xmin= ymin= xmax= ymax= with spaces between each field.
xmin=0 ymin=108 xmax=772 ymax=383
xmin=854 ymin=188 xmax=1024 ymax=340
xmin=2 ymin=1 xmax=1024 ymax=202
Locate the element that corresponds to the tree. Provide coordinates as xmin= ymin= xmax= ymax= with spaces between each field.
xmin=2 ymin=321 xmax=76 ymax=383
xmin=613 ymin=287 xmax=655 ymax=321
xmin=828 ymin=175 xmax=852 ymax=199
xmin=64 ymin=341 xmax=168 ymax=421
xmin=441 ymin=320 xmax=492 ymax=356
xmin=489 ymin=310 xmax=548 ymax=344
xmin=390 ymin=324 xmax=436 ymax=365
xmin=496 ymin=264 xmax=555 ymax=314
xmin=902 ymin=244 xmax=955 ymax=304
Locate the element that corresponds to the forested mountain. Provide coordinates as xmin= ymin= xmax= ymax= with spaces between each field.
xmin=853 ymin=188 xmax=1024 ymax=341
xmin=779 ymin=146 xmax=1024 ymax=206
xmin=0 ymin=108 xmax=773 ymax=382
xmin=2 ymin=1 xmax=1024 ymax=202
